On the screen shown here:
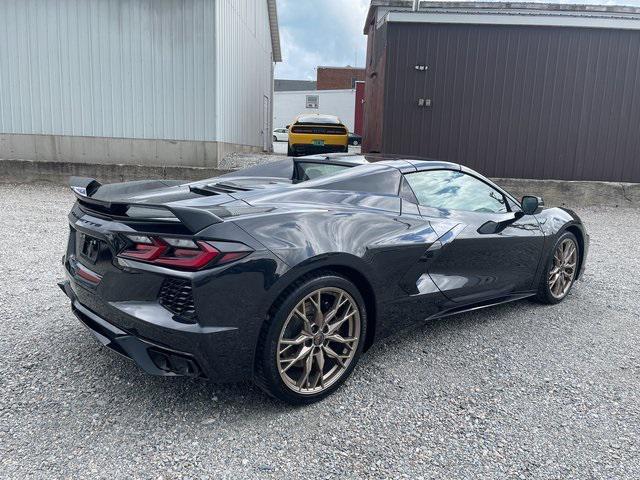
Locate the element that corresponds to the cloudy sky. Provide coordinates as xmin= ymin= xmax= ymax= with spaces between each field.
xmin=275 ymin=0 xmax=370 ymax=80
xmin=274 ymin=0 xmax=640 ymax=80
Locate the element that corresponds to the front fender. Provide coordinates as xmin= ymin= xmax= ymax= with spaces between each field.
xmin=534 ymin=206 xmax=589 ymax=280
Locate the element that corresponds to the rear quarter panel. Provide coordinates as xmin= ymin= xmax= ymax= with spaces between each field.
xmin=233 ymin=205 xmax=446 ymax=340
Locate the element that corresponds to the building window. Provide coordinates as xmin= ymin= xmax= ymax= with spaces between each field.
xmin=306 ymin=95 xmax=319 ymax=109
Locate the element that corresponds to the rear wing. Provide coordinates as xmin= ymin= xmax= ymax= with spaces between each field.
xmin=69 ymin=176 xmax=223 ymax=233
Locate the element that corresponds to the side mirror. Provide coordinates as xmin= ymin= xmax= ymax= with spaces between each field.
xmin=285 ymin=125 xmax=290 ymax=130
xmin=521 ymin=195 xmax=544 ymax=215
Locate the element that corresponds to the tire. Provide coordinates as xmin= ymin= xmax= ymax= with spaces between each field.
xmin=352 ymin=140 xmax=359 ymax=146
xmin=287 ymin=143 xmax=294 ymax=156
xmin=254 ymin=273 xmax=367 ymax=405
xmin=534 ymin=231 xmax=579 ymax=304
xmin=273 ymin=135 xmax=277 ymax=142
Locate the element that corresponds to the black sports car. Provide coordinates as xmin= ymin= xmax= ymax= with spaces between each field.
xmin=59 ymin=153 xmax=588 ymax=404
xmin=348 ymin=132 xmax=362 ymax=146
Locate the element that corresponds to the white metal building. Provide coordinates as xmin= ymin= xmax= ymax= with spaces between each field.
xmin=274 ymin=89 xmax=356 ymax=132
xmin=0 ymin=0 xmax=281 ymax=168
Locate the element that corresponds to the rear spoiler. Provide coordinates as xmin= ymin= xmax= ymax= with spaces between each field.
xmin=69 ymin=176 xmax=223 ymax=233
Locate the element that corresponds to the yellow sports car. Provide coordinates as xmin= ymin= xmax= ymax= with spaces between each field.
xmin=286 ymin=114 xmax=348 ymax=157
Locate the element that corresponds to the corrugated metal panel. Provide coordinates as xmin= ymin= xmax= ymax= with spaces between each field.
xmin=0 ymin=0 xmax=216 ymax=142
xmin=215 ymin=0 xmax=274 ymax=148
xmin=377 ymin=22 xmax=640 ymax=182
xmin=362 ymin=21 xmax=388 ymax=153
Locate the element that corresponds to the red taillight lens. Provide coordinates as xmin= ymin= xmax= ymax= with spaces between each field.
xmin=119 ymin=238 xmax=167 ymax=261
xmin=153 ymin=241 xmax=219 ymax=269
xmin=119 ymin=236 xmax=250 ymax=271
xmin=76 ymin=263 xmax=103 ymax=284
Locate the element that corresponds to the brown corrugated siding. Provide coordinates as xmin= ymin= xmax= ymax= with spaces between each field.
xmin=373 ymin=22 xmax=640 ymax=182
xmin=362 ymin=22 xmax=388 ymax=152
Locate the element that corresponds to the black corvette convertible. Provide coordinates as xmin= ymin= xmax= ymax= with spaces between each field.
xmin=59 ymin=153 xmax=588 ymax=404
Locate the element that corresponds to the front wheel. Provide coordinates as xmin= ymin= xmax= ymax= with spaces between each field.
xmin=534 ymin=232 xmax=579 ymax=304
xmin=273 ymin=135 xmax=277 ymax=142
xmin=254 ymin=274 xmax=367 ymax=405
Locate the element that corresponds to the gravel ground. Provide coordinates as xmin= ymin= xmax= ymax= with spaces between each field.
xmin=215 ymin=143 xmax=361 ymax=170
xmin=1 ymin=183 xmax=638 ymax=479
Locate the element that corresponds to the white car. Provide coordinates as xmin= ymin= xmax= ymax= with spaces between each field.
xmin=272 ymin=128 xmax=289 ymax=142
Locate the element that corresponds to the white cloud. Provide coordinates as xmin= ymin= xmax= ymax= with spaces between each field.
xmin=275 ymin=0 xmax=640 ymax=79
xmin=275 ymin=0 xmax=370 ymax=80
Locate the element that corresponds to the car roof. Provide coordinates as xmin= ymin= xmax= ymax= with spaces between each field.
xmin=297 ymin=153 xmax=461 ymax=172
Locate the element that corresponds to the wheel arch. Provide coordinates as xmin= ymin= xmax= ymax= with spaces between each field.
xmin=564 ymin=224 xmax=586 ymax=280
xmin=260 ymin=257 xmax=379 ymax=358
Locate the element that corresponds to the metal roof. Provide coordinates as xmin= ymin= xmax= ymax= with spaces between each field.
xmin=274 ymin=79 xmax=318 ymax=91
xmin=267 ymin=0 xmax=282 ymax=62
xmin=365 ymin=1 xmax=640 ymax=32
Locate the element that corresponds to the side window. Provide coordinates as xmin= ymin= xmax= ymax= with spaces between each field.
xmin=294 ymin=162 xmax=351 ymax=182
xmin=404 ymin=170 xmax=508 ymax=213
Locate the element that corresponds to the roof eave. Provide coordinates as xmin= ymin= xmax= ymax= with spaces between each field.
xmin=267 ymin=0 xmax=282 ymax=62
xmin=364 ymin=0 xmax=413 ymax=33
xmin=363 ymin=1 xmax=640 ymax=34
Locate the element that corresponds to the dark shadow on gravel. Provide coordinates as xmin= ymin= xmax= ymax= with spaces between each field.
xmin=46 ymin=296 xmax=554 ymax=420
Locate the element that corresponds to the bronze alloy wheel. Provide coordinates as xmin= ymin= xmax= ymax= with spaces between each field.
xmin=277 ymin=287 xmax=361 ymax=395
xmin=548 ymin=237 xmax=578 ymax=299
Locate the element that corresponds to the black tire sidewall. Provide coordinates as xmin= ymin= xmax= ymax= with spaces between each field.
xmin=537 ymin=231 xmax=579 ymax=304
xmin=256 ymin=274 xmax=367 ymax=405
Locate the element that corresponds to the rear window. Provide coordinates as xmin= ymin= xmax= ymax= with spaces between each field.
xmin=295 ymin=162 xmax=351 ymax=182
xmin=296 ymin=114 xmax=341 ymax=125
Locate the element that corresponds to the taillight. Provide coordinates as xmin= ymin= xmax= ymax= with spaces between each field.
xmin=118 ymin=235 xmax=251 ymax=270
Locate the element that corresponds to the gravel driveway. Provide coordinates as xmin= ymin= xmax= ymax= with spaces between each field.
xmin=1 ymin=183 xmax=638 ymax=479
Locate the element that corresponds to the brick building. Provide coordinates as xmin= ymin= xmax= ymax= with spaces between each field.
xmin=317 ymin=66 xmax=365 ymax=90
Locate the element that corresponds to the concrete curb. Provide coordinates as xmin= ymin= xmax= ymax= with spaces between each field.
xmin=1 ymin=159 xmax=638 ymax=207
xmin=494 ymin=177 xmax=640 ymax=207
xmin=0 ymin=159 xmax=229 ymax=184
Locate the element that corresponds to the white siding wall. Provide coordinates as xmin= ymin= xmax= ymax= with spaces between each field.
xmin=274 ymin=89 xmax=356 ymax=132
xmin=0 ymin=0 xmax=276 ymax=151
xmin=0 ymin=0 xmax=219 ymax=142
xmin=215 ymin=0 xmax=274 ymax=149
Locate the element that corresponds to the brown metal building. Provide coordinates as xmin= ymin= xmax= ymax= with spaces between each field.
xmin=363 ymin=1 xmax=640 ymax=182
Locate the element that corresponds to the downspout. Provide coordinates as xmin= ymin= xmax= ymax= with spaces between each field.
xmin=412 ymin=0 xmax=420 ymax=11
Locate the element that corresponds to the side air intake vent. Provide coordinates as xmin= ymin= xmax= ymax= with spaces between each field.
xmin=158 ymin=277 xmax=197 ymax=324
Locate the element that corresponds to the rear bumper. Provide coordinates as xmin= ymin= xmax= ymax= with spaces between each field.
xmin=59 ymin=280 xmax=204 ymax=378
xmin=290 ymin=143 xmax=348 ymax=155
xmin=61 ymin=202 xmax=293 ymax=383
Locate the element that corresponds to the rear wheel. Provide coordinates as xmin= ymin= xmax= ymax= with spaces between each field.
xmin=273 ymin=135 xmax=277 ymax=142
xmin=535 ymin=232 xmax=579 ymax=304
xmin=287 ymin=143 xmax=294 ymax=156
xmin=254 ymin=274 xmax=366 ymax=405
